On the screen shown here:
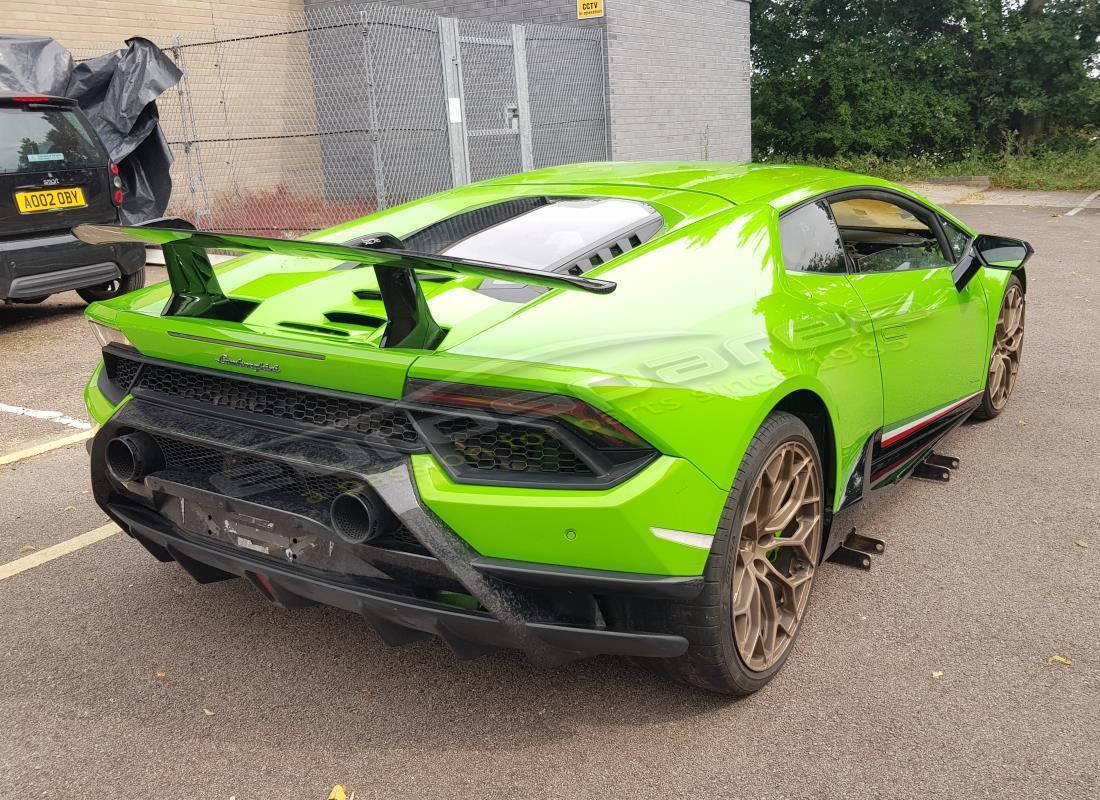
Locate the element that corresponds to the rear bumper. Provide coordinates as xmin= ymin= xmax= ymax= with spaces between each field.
xmin=0 ymin=229 xmax=143 ymax=299
xmin=111 ymin=501 xmax=689 ymax=660
xmin=91 ymin=400 xmax=695 ymax=663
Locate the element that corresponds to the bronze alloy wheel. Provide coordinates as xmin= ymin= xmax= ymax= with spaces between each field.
xmin=638 ymin=412 xmax=822 ymax=694
xmin=988 ymin=283 xmax=1025 ymax=412
xmin=732 ymin=441 xmax=822 ymax=672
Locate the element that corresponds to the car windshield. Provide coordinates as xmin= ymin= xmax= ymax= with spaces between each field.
xmin=439 ymin=198 xmax=663 ymax=271
xmin=0 ymin=107 xmax=107 ymax=174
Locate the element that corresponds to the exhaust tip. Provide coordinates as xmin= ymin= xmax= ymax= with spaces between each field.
xmin=330 ymin=489 xmax=394 ymax=545
xmin=105 ymin=432 xmax=163 ymax=483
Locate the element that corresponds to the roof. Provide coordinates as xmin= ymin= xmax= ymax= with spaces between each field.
xmin=486 ymin=161 xmax=887 ymax=207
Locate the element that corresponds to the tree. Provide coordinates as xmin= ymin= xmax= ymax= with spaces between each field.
xmin=751 ymin=1 xmax=1100 ymax=159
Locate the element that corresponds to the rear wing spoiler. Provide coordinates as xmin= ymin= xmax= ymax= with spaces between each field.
xmin=73 ymin=220 xmax=616 ymax=350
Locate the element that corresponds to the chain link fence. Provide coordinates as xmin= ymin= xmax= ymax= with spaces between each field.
xmin=76 ymin=4 xmax=609 ymax=235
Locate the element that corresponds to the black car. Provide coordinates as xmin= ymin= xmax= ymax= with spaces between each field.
xmin=1 ymin=94 xmax=144 ymax=304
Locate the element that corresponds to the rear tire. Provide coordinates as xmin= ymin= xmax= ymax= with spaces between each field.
xmin=636 ymin=412 xmax=824 ymax=695
xmin=77 ymin=267 xmax=146 ymax=304
xmin=973 ymin=277 xmax=1024 ymax=421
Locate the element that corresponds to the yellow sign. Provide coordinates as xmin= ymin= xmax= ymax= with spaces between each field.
xmin=577 ymin=0 xmax=604 ymax=19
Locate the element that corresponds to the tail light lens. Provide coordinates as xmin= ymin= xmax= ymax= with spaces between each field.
xmin=109 ymin=163 xmax=124 ymax=206
xmin=90 ymin=321 xmax=133 ymax=349
xmin=404 ymin=379 xmax=657 ymax=488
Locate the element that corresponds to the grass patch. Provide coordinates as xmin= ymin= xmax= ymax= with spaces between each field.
xmin=768 ymin=145 xmax=1100 ymax=191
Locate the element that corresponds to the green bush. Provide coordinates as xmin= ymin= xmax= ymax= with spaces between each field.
xmin=752 ymin=0 xmax=1100 ymax=181
xmin=782 ymin=136 xmax=1100 ymax=190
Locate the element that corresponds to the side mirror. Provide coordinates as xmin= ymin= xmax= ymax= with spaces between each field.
xmin=974 ymin=234 xmax=1033 ymax=269
xmin=953 ymin=234 xmax=1033 ymax=291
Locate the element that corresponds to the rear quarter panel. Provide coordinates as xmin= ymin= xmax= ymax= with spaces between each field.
xmin=419 ymin=203 xmax=885 ymax=510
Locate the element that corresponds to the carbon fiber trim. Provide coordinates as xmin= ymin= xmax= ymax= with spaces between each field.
xmin=89 ymin=399 xmax=690 ymax=664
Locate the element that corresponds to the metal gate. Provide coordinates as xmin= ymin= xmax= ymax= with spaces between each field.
xmin=340 ymin=6 xmax=609 ymax=212
xmin=440 ymin=18 xmax=534 ymax=185
xmin=321 ymin=4 xmax=607 ymax=221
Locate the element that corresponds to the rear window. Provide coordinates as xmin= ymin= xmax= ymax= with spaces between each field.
xmin=0 ymin=107 xmax=107 ymax=174
xmin=404 ymin=197 xmax=664 ymax=272
xmin=441 ymin=198 xmax=662 ymax=270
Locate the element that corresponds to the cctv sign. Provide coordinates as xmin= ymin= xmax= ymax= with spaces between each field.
xmin=577 ymin=0 xmax=604 ymax=19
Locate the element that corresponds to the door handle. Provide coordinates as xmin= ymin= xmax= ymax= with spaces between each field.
xmin=880 ymin=324 xmax=907 ymax=342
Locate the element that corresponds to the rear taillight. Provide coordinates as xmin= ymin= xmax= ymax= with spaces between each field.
xmin=405 ymin=379 xmax=649 ymax=451
xmin=404 ymin=379 xmax=657 ymax=488
xmin=11 ymin=96 xmax=50 ymax=103
xmin=110 ymin=163 xmax=124 ymax=206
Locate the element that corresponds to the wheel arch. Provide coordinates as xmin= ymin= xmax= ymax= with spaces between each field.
xmin=770 ymin=387 xmax=838 ymax=517
xmin=976 ymin=266 xmax=1024 ymax=364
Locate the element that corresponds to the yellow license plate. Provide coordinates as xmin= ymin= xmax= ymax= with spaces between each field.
xmin=14 ymin=187 xmax=87 ymax=214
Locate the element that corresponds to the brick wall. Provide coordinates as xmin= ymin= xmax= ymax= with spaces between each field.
xmin=605 ymin=0 xmax=752 ymax=162
xmin=0 ymin=0 xmax=307 ymax=49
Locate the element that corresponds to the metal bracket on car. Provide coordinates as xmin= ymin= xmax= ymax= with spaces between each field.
xmin=912 ymin=452 xmax=960 ymax=483
xmin=827 ymin=528 xmax=885 ymax=571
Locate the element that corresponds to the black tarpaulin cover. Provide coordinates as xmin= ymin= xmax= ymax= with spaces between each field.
xmin=0 ymin=34 xmax=181 ymax=223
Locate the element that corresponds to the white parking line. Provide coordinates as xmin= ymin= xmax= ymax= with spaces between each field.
xmin=0 ymin=428 xmax=96 ymax=468
xmin=1066 ymin=189 xmax=1100 ymax=217
xmin=0 ymin=523 xmax=119 ymax=581
xmin=0 ymin=402 xmax=92 ymax=430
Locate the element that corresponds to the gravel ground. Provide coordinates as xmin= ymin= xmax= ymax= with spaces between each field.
xmin=0 ymin=204 xmax=1096 ymax=800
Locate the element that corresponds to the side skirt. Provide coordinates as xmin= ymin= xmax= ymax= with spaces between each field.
xmin=822 ymin=393 xmax=982 ymax=566
xmin=870 ymin=392 xmax=981 ymax=488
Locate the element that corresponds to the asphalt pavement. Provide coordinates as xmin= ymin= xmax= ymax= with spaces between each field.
xmin=1 ymin=199 xmax=1097 ymax=800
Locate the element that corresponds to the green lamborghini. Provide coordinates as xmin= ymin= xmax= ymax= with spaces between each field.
xmin=77 ymin=163 xmax=1031 ymax=694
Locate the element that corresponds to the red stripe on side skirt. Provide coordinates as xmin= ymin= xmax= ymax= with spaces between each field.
xmin=880 ymin=393 xmax=980 ymax=448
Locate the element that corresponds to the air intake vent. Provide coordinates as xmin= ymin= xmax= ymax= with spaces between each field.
xmin=131 ymin=360 xmax=421 ymax=447
xmin=278 ymin=322 xmax=350 ymax=337
xmin=565 ymin=214 xmax=663 ymax=277
xmin=325 ymin=312 xmax=386 ymax=328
